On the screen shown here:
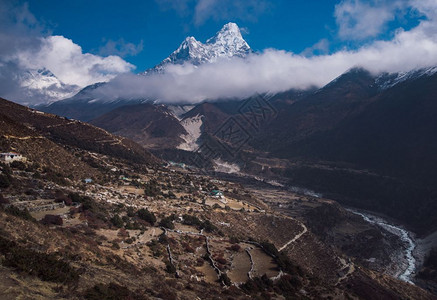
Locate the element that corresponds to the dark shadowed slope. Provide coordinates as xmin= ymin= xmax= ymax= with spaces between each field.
xmin=253 ymin=68 xmax=437 ymax=234
xmin=90 ymin=103 xmax=187 ymax=150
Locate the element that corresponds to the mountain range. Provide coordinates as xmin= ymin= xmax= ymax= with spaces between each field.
xmin=31 ymin=23 xmax=437 ymax=236
xmin=36 ymin=22 xmax=252 ymax=120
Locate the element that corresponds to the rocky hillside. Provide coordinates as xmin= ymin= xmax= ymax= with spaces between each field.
xmin=90 ymin=103 xmax=187 ymax=150
xmin=0 ymin=145 xmax=434 ymax=299
xmin=0 ymin=98 xmax=158 ymax=168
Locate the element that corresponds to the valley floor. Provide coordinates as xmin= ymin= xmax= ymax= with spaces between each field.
xmin=0 ymin=159 xmax=436 ymax=299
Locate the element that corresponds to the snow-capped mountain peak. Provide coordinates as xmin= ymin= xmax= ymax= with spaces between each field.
xmin=205 ymin=22 xmax=250 ymax=57
xmin=18 ymin=68 xmax=80 ymax=103
xmin=147 ymin=22 xmax=251 ymax=73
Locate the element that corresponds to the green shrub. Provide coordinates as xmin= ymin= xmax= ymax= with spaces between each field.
xmin=144 ymin=180 xmax=160 ymax=197
xmin=110 ymin=214 xmax=123 ymax=228
xmin=4 ymin=206 xmax=35 ymax=222
xmin=159 ymin=216 xmax=175 ymax=229
xmin=0 ymin=173 xmax=11 ymax=188
xmin=137 ymin=208 xmax=156 ymax=225
xmin=69 ymin=193 xmax=109 ymax=223
xmin=10 ymin=161 xmax=26 ymax=170
xmin=182 ymin=214 xmax=201 ymax=227
xmin=201 ymin=220 xmax=216 ymax=233
xmin=111 ymin=241 xmax=120 ymax=250
xmin=126 ymin=206 xmax=136 ymax=217
xmin=0 ymin=236 xmax=79 ymax=284
xmin=260 ymin=241 xmax=303 ymax=276
xmin=165 ymin=262 xmax=176 ymax=274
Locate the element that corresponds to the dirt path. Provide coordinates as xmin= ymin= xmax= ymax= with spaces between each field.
xmin=3 ymin=135 xmax=44 ymax=140
xmin=45 ymin=121 xmax=76 ymax=128
xmin=278 ymin=222 xmax=308 ymax=252
xmin=336 ymin=258 xmax=355 ymax=285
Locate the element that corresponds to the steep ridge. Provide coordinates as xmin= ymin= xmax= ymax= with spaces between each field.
xmin=0 ymin=98 xmax=158 ymax=165
xmin=0 ymin=112 xmax=99 ymax=180
xmin=251 ymin=68 xmax=437 ymax=235
xmin=90 ymin=103 xmax=186 ymax=150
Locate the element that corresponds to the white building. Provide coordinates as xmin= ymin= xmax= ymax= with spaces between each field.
xmin=0 ymin=153 xmax=26 ymax=163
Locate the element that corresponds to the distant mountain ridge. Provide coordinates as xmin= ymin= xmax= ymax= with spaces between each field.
xmin=37 ymin=22 xmax=252 ymax=120
xmin=89 ymin=66 xmax=437 ymax=235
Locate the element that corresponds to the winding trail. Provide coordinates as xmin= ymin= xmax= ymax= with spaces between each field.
xmin=278 ymin=222 xmax=308 ymax=252
xmin=2 ymin=135 xmax=44 ymax=140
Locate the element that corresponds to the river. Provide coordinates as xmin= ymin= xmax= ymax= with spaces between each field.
xmin=212 ymin=171 xmax=418 ymax=283
xmin=347 ymin=209 xmax=416 ymax=284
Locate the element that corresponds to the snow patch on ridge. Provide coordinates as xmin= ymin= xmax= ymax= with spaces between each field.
xmin=376 ymin=66 xmax=437 ymax=90
xmin=177 ymin=115 xmax=203 ymax=151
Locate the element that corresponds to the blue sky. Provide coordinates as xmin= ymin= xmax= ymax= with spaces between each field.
xmin=1 ymin=0 xmax=437 ymax=104
xmin=25 ymin=0 xmax=421 ymax=71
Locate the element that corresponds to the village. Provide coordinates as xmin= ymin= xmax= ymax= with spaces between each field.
xmin=0 ymin=150 xmax=308 ymax=289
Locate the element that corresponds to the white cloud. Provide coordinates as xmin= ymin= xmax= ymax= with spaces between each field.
xmin=3 ymin=0 xmax=437 ymax=105
xmin=154 ymin=0 xmax=193 ymax=17
xmin=334 ymin=0 xmax=408 ymax=40
xmin=0 ymin=2 xmax=135 ymax=104
xmin=301 ymin=39 xmax=330 ymax=56
xmin=98 ymin=38 xmax=144 ymax=58
xmin=14 ymin=35 xmax=135 ymax=87
xmin=410 ymin=0 xmax=437 ymax=20
xmin=194 ymin=0 xmax=271 ymax=25
xmin=155 ymin=0 xmax=271 ymax=26
xmin=93 ymin=10 xmax=437 ymax=104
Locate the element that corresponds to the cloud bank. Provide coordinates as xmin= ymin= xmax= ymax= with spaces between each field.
xmin=2 ymin=0 xmax=437 ymax=105
xmin=16 ymin=35 xmax=135 ymax=87
xmin=94 ymin=0 xmax=437 ymax=104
